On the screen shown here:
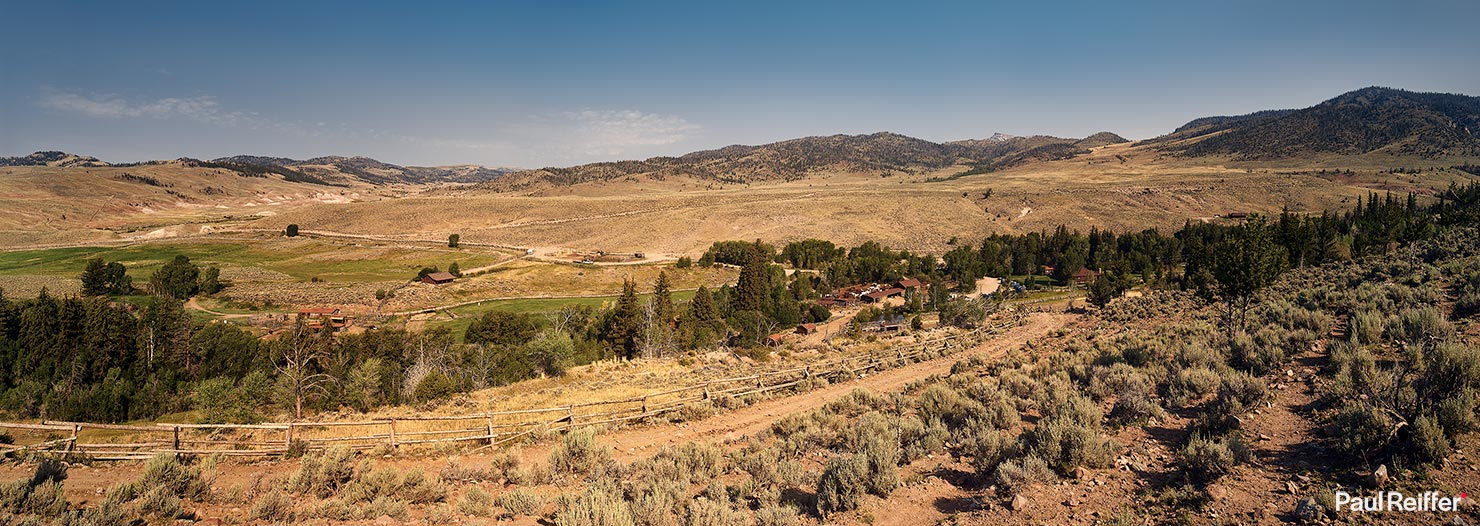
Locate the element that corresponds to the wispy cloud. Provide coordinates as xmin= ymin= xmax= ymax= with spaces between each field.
xmin=39 ymin=90 xmax=253 ymax=126
xmin=564 ymin=110 xmax=701 ymax=155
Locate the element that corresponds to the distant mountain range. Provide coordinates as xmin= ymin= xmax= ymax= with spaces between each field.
xmin=0 ymin=152 xmax=518 ymax=186
xmin=1158 ymin=87 xmax=1480 ymax=159
xmin=8 ymin=87 xmax=1478 ymax=192
xmin=482 ymin=131 xmax=1129 ymax=190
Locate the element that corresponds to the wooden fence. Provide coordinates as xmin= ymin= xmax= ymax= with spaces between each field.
xmin=0 ymin=314 xmax=1023 ymax=461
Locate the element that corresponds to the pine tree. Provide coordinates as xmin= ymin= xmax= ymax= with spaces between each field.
xmin=1213 ymin=217 xmax=1288 ymax=332
xmin=690 ymin=285 xmax=718 ymax=321
xmin=734 ymin=245 xmax=768 ymax=313
xmin=606 ymin=279 xmax=642 ymax=358
xmin=81 ymin=258 xmax=110 ymax=296
xmin=653 ymin=271 xmax=674 ymax=323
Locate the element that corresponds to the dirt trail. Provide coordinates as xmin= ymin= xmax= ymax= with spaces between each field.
xmin=592 ymin=312 xmax=1068 ymax=461
xmin=21 ymin=312 xmax=1069 ymax=504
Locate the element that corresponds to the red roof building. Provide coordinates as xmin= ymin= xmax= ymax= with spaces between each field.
xmin=421 ymin=272 xmax=456 ymax=285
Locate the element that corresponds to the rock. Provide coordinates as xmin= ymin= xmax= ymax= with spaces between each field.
xmin=1074 ymin=466 xmax=1091 ymax=480
xmin=1294 ymin=498 xmax=1323 ymax=523
xmin=1447 ymin=516 xmax=1466 ymax=526
xmin=1206 ymin=484 xmax=1228 ymax=501
xmin=1369 ymin=464 xmax=1389 ymax=488
xmin=375 ymin=515 xmax=396 ymax=525
xmin=1259 ymin=434 xmax=1273 ymax=441
xmin=1064 ymin=497 xmax=1079 ymax=507
xmin=1286 ymin=481 xmax=1299 ymax=494
xmin=1010 ymin=494 xmax=1030 ymax=511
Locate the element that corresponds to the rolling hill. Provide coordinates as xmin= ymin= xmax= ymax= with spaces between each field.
xmin=1159 ymin=87 xmax=1480 ymax=159
xmin=481 ymin=131 xmax=1128 ymax=191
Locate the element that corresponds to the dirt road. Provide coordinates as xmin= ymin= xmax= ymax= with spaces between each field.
xmin=14 ymin=312 xmax=1070 ymax=505
xmin=593 ymin=311 xmax=1069 ymax=460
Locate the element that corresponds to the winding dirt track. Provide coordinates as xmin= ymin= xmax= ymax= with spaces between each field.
xmin=593 ymin=312 xmax=1069 ymax=461
xmin=14 ymin=312 xmax=1070 ymax=505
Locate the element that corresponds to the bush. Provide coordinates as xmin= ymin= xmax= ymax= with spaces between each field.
xmin=139 ymin=454 xmax=212 ymax=501
xmin=816 ymin=454 xmax=869 ymax=515
xmin=548 ymin=428 xmax=616 ymax=482
xmin=1329 ymin=401 xmax=1396 ymax=458
xmin=683 ymin=496 xmax=748 ymax=526
xmin=343 ymin=466 xmax=447 ymax=505
xmin=994 ymin=456 xmax=1055 ymax=496
xmin=555 ymin=487 xmax=633 ymax=526
xmin=251 ymin=488 xmax=294 ymax=521
xmin=755 ymin=505 xmax=800 ymax=526
xmin=457 ymin=486 xmax=494 ymax=516
xmin=496 ymin=487 xmax=545 ymax=516
xmin=965 ymin=428 xmax=1011 ymax=477
xmin=290 ymin=446 xmax=359 ymax=498
xmin=1165 ymin=367 xmax=1220 ymax=407
xmin=1178 ymin=434 xmax=1247 ymax=484
xmin=1019 ymin=419 xmax=1118 ymax=475
xmin=1412 ymin=414 xmax=1450 ymax=465
xmin=414 ymin=370 xmax=458 ymax=402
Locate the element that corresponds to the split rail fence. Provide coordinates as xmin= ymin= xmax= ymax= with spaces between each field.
xmin=0 ymin=314 xmax=1023 ymax=461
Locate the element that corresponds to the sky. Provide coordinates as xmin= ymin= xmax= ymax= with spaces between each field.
xmin=3 ymin=1 xmax=1479 ymax=168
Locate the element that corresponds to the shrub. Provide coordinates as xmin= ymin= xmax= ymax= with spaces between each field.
xmin=1165 ymin=367 xmax=1220 ymax=407
xmin=251 ymin=488 xmax=294 ymax=521
xmin=289 ymin=446 xmax=359 ymax=498
xmin=1178 ymin=434 xmax=1248 ymax=484
xmin=414 ymin=370 xmax=458 ymax=402
xmin=555 ymin=487 xmax=633 ymax=526
xmin=857 ymin=430 xmax=900 ymax=497
xmin=755 ymin=505 xmax=800 ymax=526
xmin=816 ymin=454 xmax=869 ymax=515
xmin=1412 ymin=414 xmax=1450 ymax=465
xmin=1438 ymin=389 xmax=1478 ymax=435
xmin=1109 ymin=384 xmax=1164 ymax=427
xmin=489 ymin=449 xmax=528 ymax=484
xmin=496 ymin=487 xmax=544 ymax=516
xmin=1349 ymin=309 xmax=1386 ymax=345
xmin=1019 ymin=419 xmax=1118 ymax=475
xmin=683 ymin=496 xmax=748 ymax=526
xmin=1329 ymin=401 xmax=1396 ymax=458
xmin=343 ymin=466 xmax=447 ymax=505
xmin=994 ymin=456 xmax=1055 ymax=496
xmin=139 ymin=454 xmax=212 ymax=501
xmin=457 ymin=486 xmax=494 ymax=516
xmin=548 ymin=428 xmax=616 ymax=482
xmin=898 ymin=415 xmax=949 ymax=462
xmin=441 ymin=459 xmax=492 ymax=483
xmin=965 ymin=428 xmax=1011 ymax=477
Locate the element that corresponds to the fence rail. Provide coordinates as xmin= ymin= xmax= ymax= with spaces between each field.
xmin=0 ymin=313 xmax=1024 ymax=461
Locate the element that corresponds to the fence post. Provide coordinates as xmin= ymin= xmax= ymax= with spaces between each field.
xmin=69 ymin=424 xmax=80 ymax=452
xmin=486 ymin=416 xmax=495 ymax=446
xmin=642 ymin=397 xmax=649 ymax=414
xmin=703 ymin=383 xmax=711 ymax=400
xmin=172 ymin=426 xmax=181 ymax=458
xmin=388 ymin=419 xmax=398 ymax=449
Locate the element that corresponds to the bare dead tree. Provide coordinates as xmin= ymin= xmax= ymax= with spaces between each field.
xmin=274 ymin=321 xmax=335 ymax=420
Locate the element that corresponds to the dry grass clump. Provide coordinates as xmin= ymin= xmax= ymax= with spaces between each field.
xmin=993 ymin=455 xmax=1055 ymax=496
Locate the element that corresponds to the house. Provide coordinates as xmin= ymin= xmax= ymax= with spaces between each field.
xmin=1041 ymin=265 xmax=1056 ymax=276
xmin=795 ymin=323 xmax=817 ymax=335
xmin=896 ymin=278 xmax=923 ymax=290
xmin=1072 ymin=268 xmax=1102 ymax=284
xmin=421 ymin=271 xmax=456 ymax=285
xmin=298 ymin=307 xmax=349 ymax=331
xmin=1227 ymin=212 xmax=1249 ymax=219
xmin=862 ymin=287 xmax=905 ymax=303
xmin=764 ymin=333 xmax=785 ymax=347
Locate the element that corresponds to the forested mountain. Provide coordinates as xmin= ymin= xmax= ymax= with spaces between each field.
xmin=1160 ymin=87 xmax=1480 ymax=159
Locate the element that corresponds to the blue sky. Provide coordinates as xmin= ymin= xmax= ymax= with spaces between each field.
xmin=3 ymin=1 xmax=1478 ymax=167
